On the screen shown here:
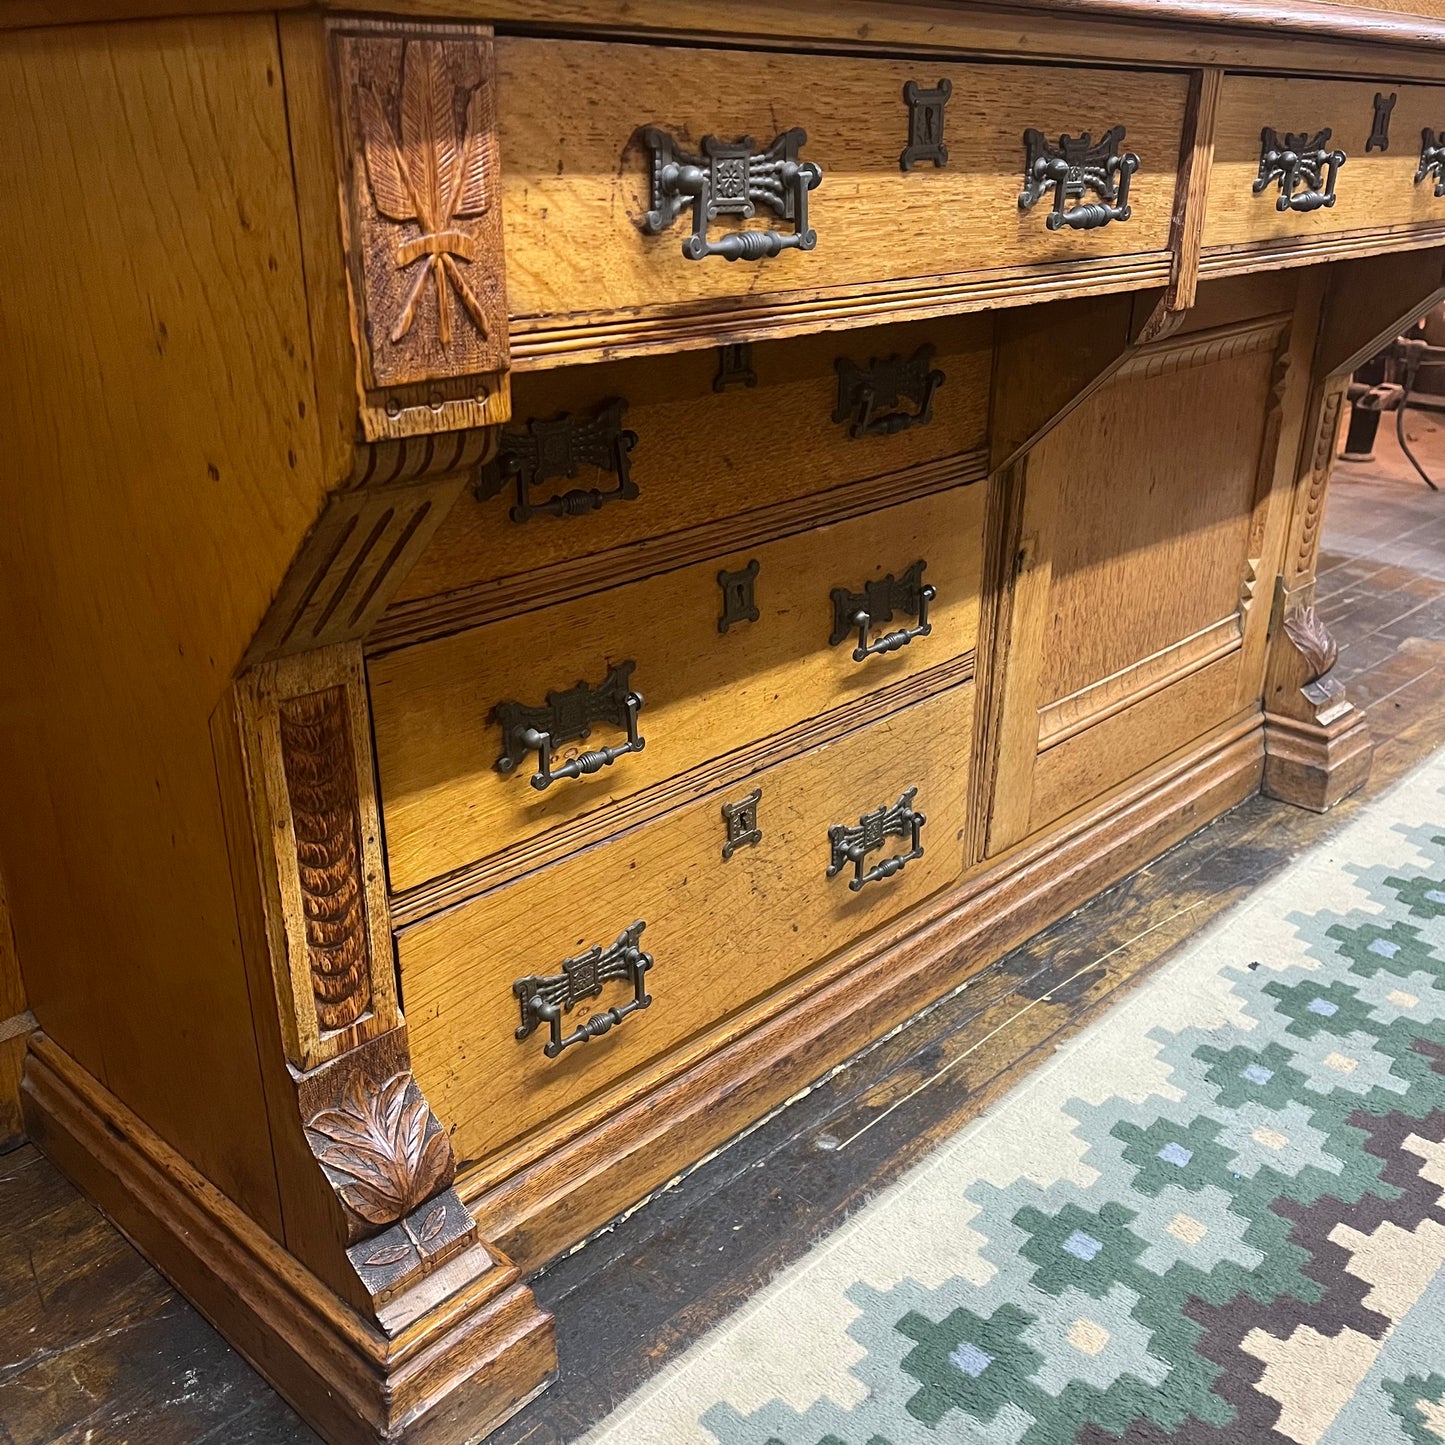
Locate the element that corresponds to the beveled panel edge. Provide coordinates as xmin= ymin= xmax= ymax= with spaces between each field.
xmin=1200 ymin=218 xmax=1445 ymax=275
xmin=1038 ymin=614 xmax=1244 ymax=750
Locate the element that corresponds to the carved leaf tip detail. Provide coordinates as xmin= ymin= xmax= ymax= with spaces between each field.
xmin=278 ymin=687 xmax=372 ymax=1031
xmin=1284 ymin=605 xmax=1338 ymax=683
xmin=357 ymin=38 xmax=496 ymax=349
xmin=306 ymin=1070 xmax=453 ymax=1227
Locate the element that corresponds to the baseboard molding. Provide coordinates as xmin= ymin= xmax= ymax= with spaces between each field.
xmin=471 ymin=718 xmax=1264 ymax=1271
xmin=21 ymin=1036 xmax=556 ymax=1445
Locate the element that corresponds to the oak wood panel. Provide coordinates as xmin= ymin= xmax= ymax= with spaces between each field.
xmin=498 ymin=41 xmax=1188 ymax=351
xmin=394 ymin=314 xmax=993 ymax=611
xmin=370 ymin=484 xmax=984 ymax=892
xmin=21 ymin=1035 xmax=556 ymax=1445
xmin=1035 ymin=331 xmax=1280 ymax=705
xmin=1203 ymin=75 xmax=1445 ymax=251
xmin=0 ymin=17 xmax=333 ymax=1226
xmin=1029 ymin=655 xmax=1248 ymax=829
xmin=984 ymin=303 xmax=1290 ymax=856
xmin=401 ymin=682 xmax=973 ymax=1174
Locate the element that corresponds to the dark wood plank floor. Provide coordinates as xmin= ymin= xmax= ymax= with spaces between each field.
xmin=4 ymin=415 xmax=1445 ymax=1445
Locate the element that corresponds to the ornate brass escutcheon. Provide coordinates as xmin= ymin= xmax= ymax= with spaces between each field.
xmin=830 ymin=560 xmax=936 ymax=663
xmin=475 ymin=399 xmax=639 ymax=522
xmin=721 ymin=787 xmax=763 ymax=861
xmin=833 ymin=346 xmax=945 ymax=439
xmin=1418 ymin=129 xmax=1445 ymax=197
xmin=1254 ymin=127 xmax=1346 ymax=212
xmin=492 ymin=661 xmax=646 ymax=790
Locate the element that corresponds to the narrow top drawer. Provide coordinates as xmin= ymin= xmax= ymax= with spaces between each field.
xmin=499 ymin=42 xmax=1189 ymax=364
xmin=1203 ymin=76 xmax=1445 ymax=262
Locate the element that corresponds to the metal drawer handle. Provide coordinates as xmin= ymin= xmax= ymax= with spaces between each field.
xmin=639 ymin=126 xmax=822 ymax=262
xmin=828 ymin=788 xmax=926 ymax=892
xmin=492 ymin=661 xmax=646 ymax=792
xmin=474 ymin=399 xmax=638 ymax=524
xmin=833 ymin=345 xmax=946 ymax=439
xmin=1417 ymin=129 xmax=1445 ymax=197
xmin=1255 ymin=127 xmax=1346 ymax=212
xmin=1019 ymin=126 xmax=1139 ymax=231
xmin=830 ymin=560 xmax=934 ymax=662
xmin=514 ymin=921 xmax=653 ymax=1059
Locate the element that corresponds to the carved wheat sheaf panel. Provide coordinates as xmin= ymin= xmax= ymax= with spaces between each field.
xmin=278 ymin=687 xmax=373 ymax=1030
xmin=335 ymin=27 xmax=508 ymax=391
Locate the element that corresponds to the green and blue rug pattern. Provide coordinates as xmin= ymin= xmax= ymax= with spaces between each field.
xmin=588 ymin=753 xmax=1445 ymax=1445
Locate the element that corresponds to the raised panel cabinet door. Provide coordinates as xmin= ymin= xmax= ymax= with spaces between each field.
xmin=397 ymin=681 xmax=974 ymax=1178
xmin=985 ymin=307 xmax=1295 ymax=854
xmin=370 ymin=482 xmax=985 ymax=895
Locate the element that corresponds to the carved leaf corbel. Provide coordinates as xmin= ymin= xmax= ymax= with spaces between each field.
xmin=1283 ymin=605 xmax=1338 ymax=684
xmin=305 ymin=1070 xmax=452 ymax=1226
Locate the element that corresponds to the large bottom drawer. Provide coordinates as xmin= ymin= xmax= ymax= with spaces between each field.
xmin=399 ymin=681 xmax=975 ymax=1172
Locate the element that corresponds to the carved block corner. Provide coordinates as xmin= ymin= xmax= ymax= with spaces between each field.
xmin=329 ymin=19 xmax=510 ymax=441
xmin=1263 ymin=595 xmax=1372 ymax=812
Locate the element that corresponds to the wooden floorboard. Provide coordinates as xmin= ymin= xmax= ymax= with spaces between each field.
xmin=3 ymin=424 xmax=1445 ymax=1445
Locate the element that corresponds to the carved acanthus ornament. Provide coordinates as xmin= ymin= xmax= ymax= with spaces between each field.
xmin=304 ymin=1070 xmax=453 ymax=1227
xmin=1283 ymin=606 xmax=1338 ymax=685
xmin=278 ymin=688 xmax=373 ymax=1031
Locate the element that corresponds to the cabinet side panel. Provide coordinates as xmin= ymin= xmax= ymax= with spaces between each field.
xmin=0 ymin=17 xmax=332 ymax=1225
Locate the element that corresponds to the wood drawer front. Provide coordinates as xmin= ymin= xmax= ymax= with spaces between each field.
xmin=390 ymin=314 xmax=992 ymax=626
xmin=1203 ymin=77 xmax=1445 ymax=256
xmin=371 ymin=484 xmax=984 ymax=895
xmin=498 ymin=40 xmax=1188 ymax=360
xmin=399 ymin=681 xmax=973 ymax=1174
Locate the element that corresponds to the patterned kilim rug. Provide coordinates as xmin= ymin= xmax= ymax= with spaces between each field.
xmin=586 ymin=749 xmax=1445 ymax=1445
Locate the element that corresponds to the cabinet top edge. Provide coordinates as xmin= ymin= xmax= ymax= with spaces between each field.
xmin=7 ymin=0 xmax=1445 ymax=60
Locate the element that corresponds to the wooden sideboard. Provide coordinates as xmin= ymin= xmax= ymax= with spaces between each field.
xmin=3 ymin=1 xmax=1444 ymax=1439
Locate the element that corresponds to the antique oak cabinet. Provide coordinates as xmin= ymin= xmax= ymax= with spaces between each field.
xmin=3 ymin=0 xmax=1445 ymax=1439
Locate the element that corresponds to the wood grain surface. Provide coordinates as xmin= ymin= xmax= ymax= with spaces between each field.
xmin=400 ymin=681 xmax=975 ymax=1174
xmin=1204 ymin=76 xmax=1445 ymax=250
xmin=0 ymin=16 xmax=333 ymax=1227
xmin=393 ymin=314 xmax=993 ymax=612
xmin=498 ymin=40 xmax=1187 ymax=339
xmin=370 ymin=483 xmax=984 ymax=892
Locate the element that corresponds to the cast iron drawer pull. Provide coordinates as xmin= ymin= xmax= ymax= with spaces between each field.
xmin=828 ymin=788 xmax=926 ymax=891
xmin=1417 ymin=129 xmax=1445 ymax=197
xmin=492 ymin=661 xmax=646 ymax=791
xmin=830 ymin=560 xmax=935 ymax=662
xmin=474 ymin=399 xmax=638 ymax=523
xmin=639 ymin=126 xmax=822 ymax=262
xmin=1254 ymin=127 xmax=1346 ymax=212
xmin=514 ymin=921 xmax=653 ymax=1059
xmin=1019 ymin=126 xmax=1139 ymax=231
xmin=833 ymin=345 xmax=946 ymax=439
